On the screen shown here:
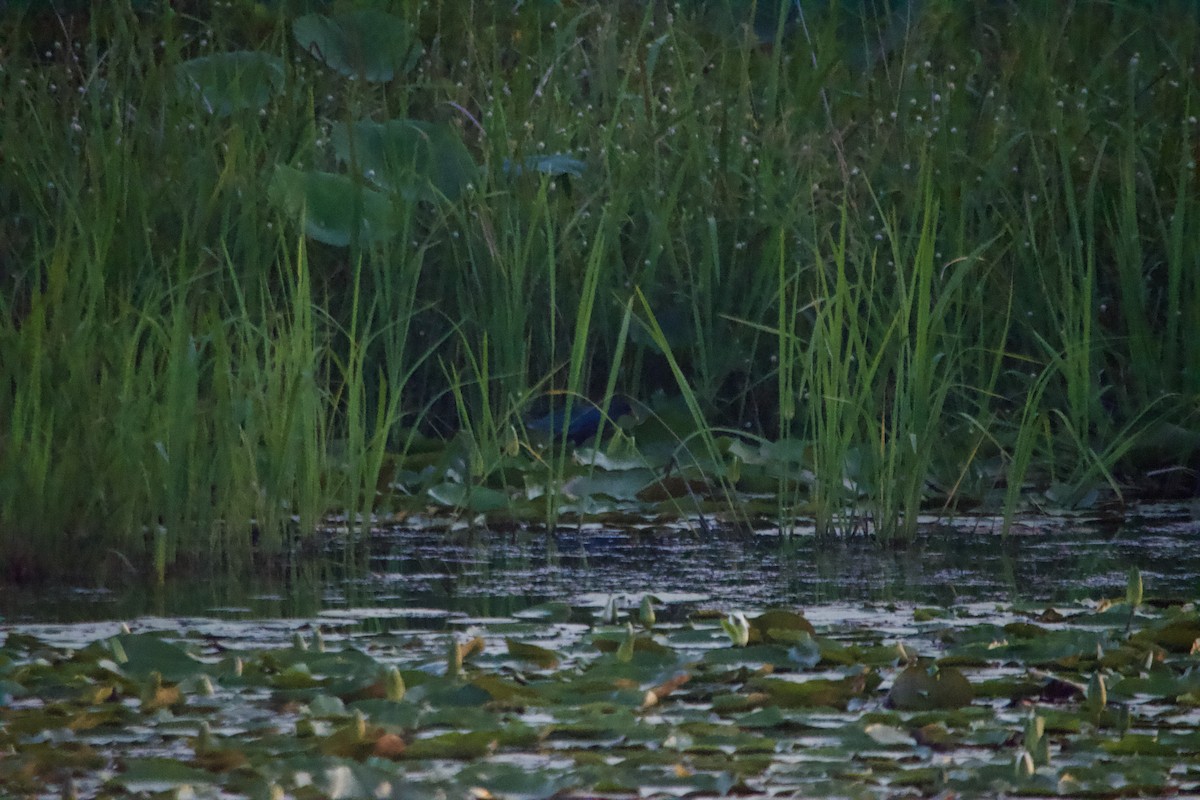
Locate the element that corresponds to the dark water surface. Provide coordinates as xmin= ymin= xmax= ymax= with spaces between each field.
xmin=1 ymin=504 xmax=1196 ymax=626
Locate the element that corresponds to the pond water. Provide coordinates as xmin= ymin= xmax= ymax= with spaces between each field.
xmin=2 ymin=504 xmax=1199 ymax=799
xmin=2 ymin=503 xmax=1196 ymax=629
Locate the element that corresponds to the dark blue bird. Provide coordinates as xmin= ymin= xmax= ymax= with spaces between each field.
xmin=526 ymin=395 xmax=633 ymax=445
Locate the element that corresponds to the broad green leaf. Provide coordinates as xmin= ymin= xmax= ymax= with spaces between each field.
xmin=412 ymin=681 xmax=492 ymax=709
xmin=471 ymin=673 xmax=546 ymax=705
xmin=546 ymin=708 xmax=651 ymax=741
xmin=308 ymin=694 xmax=347 ymax=716
xmin=273 ymin=661 xmax=323 ymax=689
xmin=456 ymin=762 xmax=574 ymax=800
xmin=752 ymin=673 xmax=875 ymax=710
xmin=175 ymin=51 xmax=284 ymax=115
xmin=426 ymin=481 xmax=509 ymax=511
xmin=349 ymin=699 xmax=421 ymax=728
xmin=110 ymin=634 xmax=206 ymax=681
xmin=863 ymin=722 xmax=914 ymax=746
xmin=750 ymin=609 xmax=815 ymax=643
xmin=1133 ymin=614 xmax=1200 ymax=653
xmin=402 ymin=730 xmax=498 ymax=760
xmin=591 ymin=631 xmax=676 ymax=661
xmin=887 ymin=664 xmax=974 ymax=711
xmin=293 ymin=10 xmax=422 ymax=82
xmin=1100 ymin=733 xmax=1176 ymax=757
xmin=734 ymin=706 xmax=788 ymax=729
xmin=785 ymin=632 xmax=822 ymax=668
xmin=332 ymin=118 xmax=477 ymax=202
xmin=504 ymin=639 xmax=560 ymax=669
xmin=268 ymin=165 xmax=396 ymax=246
xmin=949 ymin=628 xmax=1108 ymax=666
xmin=109 ymin=758 xmax=217 ymax=793
xmin=1110 ymin=669 xmax=1200 ymax=700
xmin=703 ymin=643 xmax=792 ymax=667
xmin=562 ymin=468 xmax=656 ymax=502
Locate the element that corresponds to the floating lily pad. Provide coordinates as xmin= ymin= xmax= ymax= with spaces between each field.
xmin=752 ymin=672 xmax=876 ymax=709
xmin=109 ymin=758 xmax=219 ymax=794
xmin=426 ymin=481 xmax=510 ymax=512
xmin=887 ymin=663 xmax=975 ymax=710
xmin=505 ymin=639 xmax=561 ymax=669
xmin=6 ymin=588 xmax=1200 ymax=797
xmin=110 ymin=633 xmax=206 ymax=681
xmin=750 ymin=608 xmax=816 ymax=643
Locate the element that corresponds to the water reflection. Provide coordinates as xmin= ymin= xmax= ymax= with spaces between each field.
xmin=1 ymin=505 xmax=1196 ymax=624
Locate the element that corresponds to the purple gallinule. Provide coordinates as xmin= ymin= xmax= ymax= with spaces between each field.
xmin=526 ymin=395 xmax=634 ymax=445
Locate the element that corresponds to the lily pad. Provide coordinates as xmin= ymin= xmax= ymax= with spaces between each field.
xmin=887 ymin=663 xmax=975 ymax=711
xmin=426 ymin=481 xmax=510 ymax=512
xmin=750 ymin=609 xmax=816 ymax=643
xmin=110 ymin=633 xmax=206 ymax=681
xmin=505 ymin=638 xmax=561 ymax=669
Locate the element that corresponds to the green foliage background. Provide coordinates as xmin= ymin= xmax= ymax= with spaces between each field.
xmin=1 ymin=0 xmax=1197 ymax=579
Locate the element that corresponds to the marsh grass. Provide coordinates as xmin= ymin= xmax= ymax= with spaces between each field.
xmin=1 ymin=0 xmax=1198 ymax=578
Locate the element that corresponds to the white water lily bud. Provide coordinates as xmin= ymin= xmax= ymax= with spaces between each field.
xmin=385 ymin=666 xmax=406 ymax=701
xmin=617 ymin=623 xmax=636 ymax=663
xmin=1014 ymin=750 xmax=1035 ymax=778
xmin=195 ymin=721 xmax=213 ymax=753
xmin=1024 ymin=713 xmax=1044 ymax=744
xmin=1116 ymin=703 xmax=1132 ymax=736
xmin=721 ymin=612 xmax=751 ymax=647
xmin=726 ymin=455 xmax=742 ymax=484
xmin=502 ymin=424 xmax=520 ymax=457
xmin=1126 ymin=567 xmax=1143 ymax=608
xmin=1086 ymin=672 xmax=1107 ymax=713
xmin=353 ymin=709 xmax=367 ymax=741
xmin=1023 ymin=712 xmax=1050 ymax=766
xmin=639 ymin=595 xmax=656 ymax=629
xmin=602 ymin=595 xmax=619 ymax=625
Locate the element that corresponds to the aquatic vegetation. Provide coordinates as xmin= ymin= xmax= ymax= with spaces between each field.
xmin=3 ymin=586 xmax=1200 ymax=797
xmin=1 ymin=1 xmax=1198 ymax=578
xmin=525 ymin=394 xmax=634 ymax=446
